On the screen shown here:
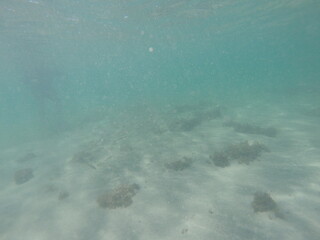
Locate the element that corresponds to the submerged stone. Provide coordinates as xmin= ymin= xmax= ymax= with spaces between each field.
xmin=169 ymin=117 xmax=202 ymax=132
xmin=17 ymin=153 xmax=37 ymax=163
xmin=166 ymin=157 xmax=192 ymax=171
xmin=252 ymin=192 xmax=277 ymax=213
xmin=211 ymin=141 xmax=269 ymax=167
xmin=225 ymin=141 xmax=269 ymax=165
xmin=58 ymin=191 xmax=69 ymax=200
xmin=14 ymin=168 xmax=34 ymax=185
xmin=97 ymin=183 xmax=140 ymax=209
xmin=224 ymin=121 xmax=278 ymax=137
xmin=210 ymin=152 xmax=230 ymax=168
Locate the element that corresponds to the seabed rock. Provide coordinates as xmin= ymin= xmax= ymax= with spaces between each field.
xmin=97 ymin=183 xmax=140 ymax=209
xmin=72 ymin=141 xmax=105 ymax=169
xmin=58 ymin=191 xmax=70 ymax=201
xmin=17 ymin=153 xmax=37 ymax=163
xmin=210 ymin=141 xmax=269 ymax=167
xmin=225 ymin=140 xmax=269 ymax=164
xmin=224 ymin=121 xmax=278 ymax=137
xmin=165 ymin=157 xmax=192 ymax=171
xmin=252 ymin=192 xmax=277 ymax=212
xmin=14 ymin=168 xmax=34 ymax=184
xmin=252 ymin=192 xmax=284 ymax=219
xmin=169 ymin=104 xmax=222 ymax=132
xmin=169 ymin=117 xmax=202 ymax=132
xmin=302 ymin=106 xmax=320 ymax=117
xmin=210 ymin=152 xmax=230 ymax=168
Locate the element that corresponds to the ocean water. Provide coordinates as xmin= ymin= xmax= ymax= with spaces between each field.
xmin=0 ymin=1 xmax=319 ymax=240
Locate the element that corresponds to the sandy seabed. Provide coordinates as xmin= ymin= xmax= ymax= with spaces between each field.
xmin=1 ymin=101 xmax=320 ymax=240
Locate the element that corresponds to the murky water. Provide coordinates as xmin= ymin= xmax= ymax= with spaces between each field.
xmin=0 ymin=1 xmax=319 ymax=239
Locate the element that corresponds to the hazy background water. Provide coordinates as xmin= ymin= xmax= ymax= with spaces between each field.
xmin=0 ymin=0 xmax=319 ymax=149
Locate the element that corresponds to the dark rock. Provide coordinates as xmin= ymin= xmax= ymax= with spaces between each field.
xmin=166 ymin=157 xmax=192 ymax=171
xmin=17 ymin=153 xmax=37 ymax=162
xmin=211 ymin=141 xmax=269 ymax=167
xmin=97 ymin=183 xmax=140 ymax=209
xmin=252 ymin=192 xmax=277 ymax=213
xmin=225 ymin=141 xmax=269 ymax=164
xmin=58 ymin=191 xmax=69 ymax=200
xmin=169 ymin=117 xmax=202 ymax=132
xmin=14 ymin=168 xmax=34 ymax=185
xmin=303 ymin=107 xmax=320 ymax=117
xmin=210 ymin=152 xmax=230 ymax=167
xmin=224 ymin=121 xmax=278 ymax=137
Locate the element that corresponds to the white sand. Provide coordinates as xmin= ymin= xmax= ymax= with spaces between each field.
xmin=1 ymin=102 xmax=320 ymax=240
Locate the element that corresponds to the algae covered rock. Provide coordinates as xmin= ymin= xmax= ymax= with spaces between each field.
xmin=225 ymin=141 xmax=269 ymax=164
xmin=210 ymin=141 xmax=269 ymax=167
xmin=169 ymin=117 xmax=202 ymax=132
xmin=14 ymin=168 xmax=34 ymax=184
xmin=251 ymin=192 xmax=284 ymax=219
xmin=72 ymin=142 xmax=104 ymax=169
xmin=210 ymin=152 xmax=230 ymax=168
xmin=17 ymin=153 xmax=37 ymax=163
xmin=165 ymin=157 xmax=192 ymax=171
xmin=72 ymin=150 xmax=96 ymax=164
xmin=224 ymin=121 xmax=278 ymax=137
xmin=252 ymin=192 xmax=277 ymax=213
xmin=169 ymin=104 xmax=222 ymax=132
xmin=97 ymin=183 xmax=140 ymax=209
xmin=58 ymin=191 xmax=70 ymax=201
xmin=302 ymin=106 xmax=320 ymax=117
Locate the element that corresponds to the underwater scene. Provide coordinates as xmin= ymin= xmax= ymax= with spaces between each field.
xmin=0 ymin=0 xmax=320 ymax=239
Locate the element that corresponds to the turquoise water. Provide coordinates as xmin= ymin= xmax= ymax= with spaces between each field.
xmin=1 ymin=0 xmax=319 ymax=148
xmin=0 ymin=1 xmax=320 ymax=239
